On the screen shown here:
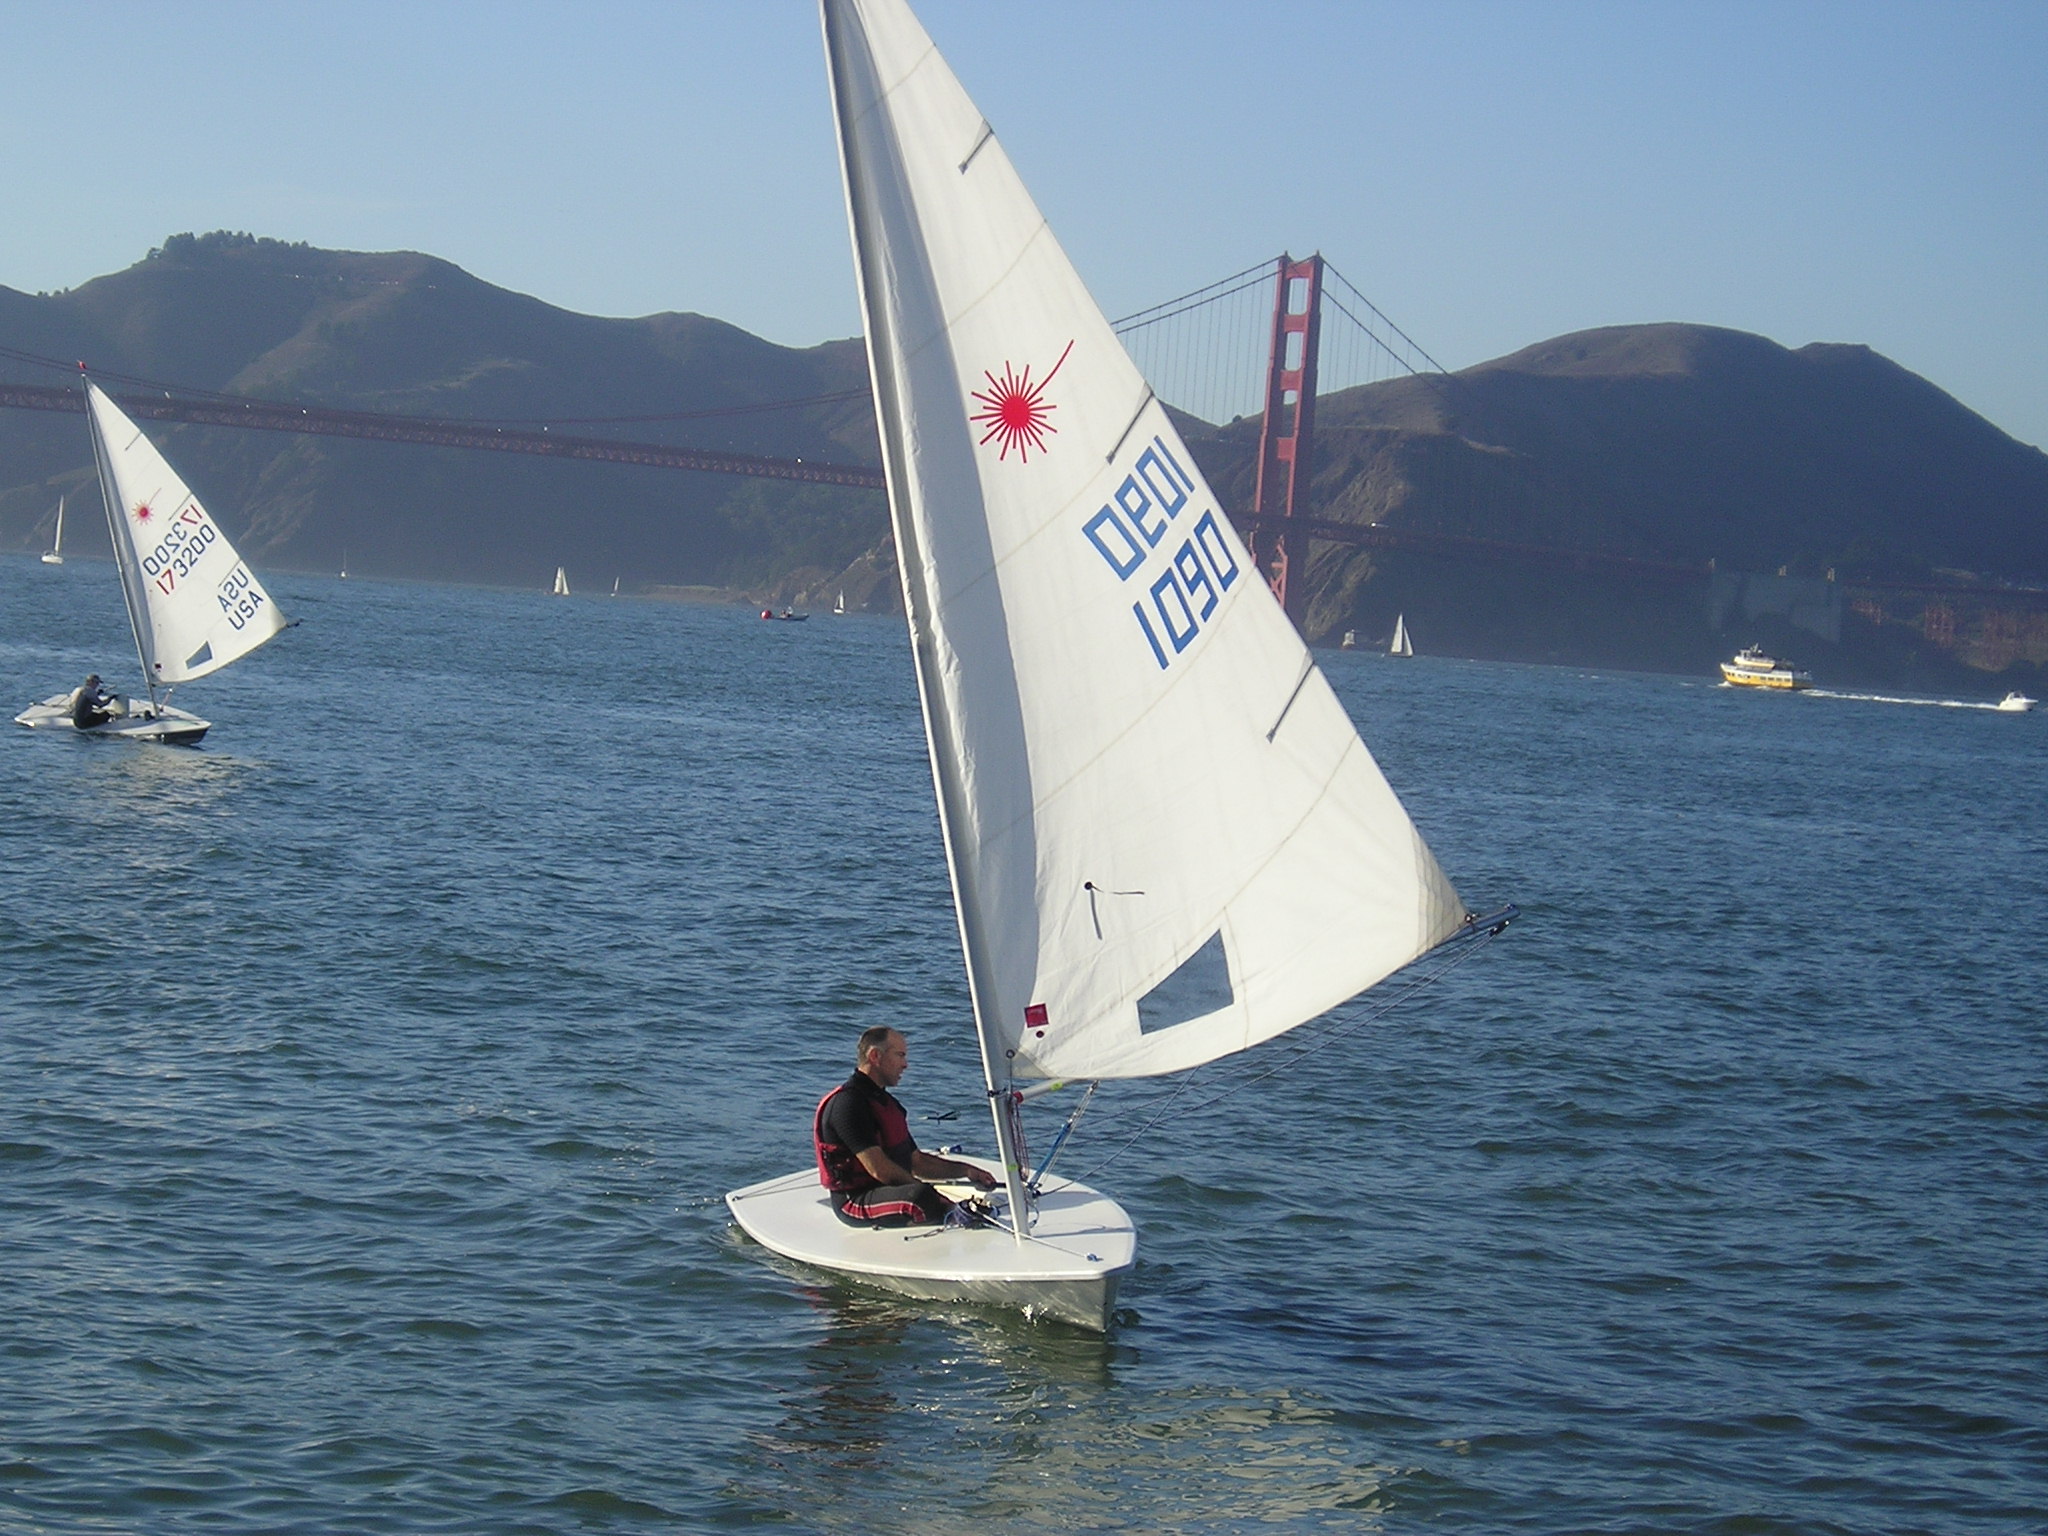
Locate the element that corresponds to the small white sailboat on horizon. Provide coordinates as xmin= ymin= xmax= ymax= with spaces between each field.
xmin=834 ymin=588 xmax=846 ymax=615
xmin=40 ymin=495 xmax=65 ymax=564
xmin=553 ymin=566 xmax=570 ymax=597
xmin=15 ymin=379 xmax=288 ymax=744
xmin=1390 ymin=613 xmax=1413 ymax=658
xmin=725 ymin=0 xmax=1511 ymax=1332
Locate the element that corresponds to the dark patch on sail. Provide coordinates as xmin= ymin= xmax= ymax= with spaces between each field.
xmin=1138 ymin=932 xmax=1233 ymax=1034
xmin=184 ymin=642 xmax=213 ymax=670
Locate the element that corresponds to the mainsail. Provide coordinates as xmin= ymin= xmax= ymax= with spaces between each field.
xmin=825 ymin=0 xmax=1464 ymax=1085
xmin=85 ymin=381 xmax=286 ymax=687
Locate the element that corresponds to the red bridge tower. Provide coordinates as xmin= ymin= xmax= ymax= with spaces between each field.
xmin=1246 ymin=253 xmax=1325 ymax=628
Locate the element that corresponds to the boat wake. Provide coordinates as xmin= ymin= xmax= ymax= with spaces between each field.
xmin=1808 ymin=689 xmax=2020 ymax=712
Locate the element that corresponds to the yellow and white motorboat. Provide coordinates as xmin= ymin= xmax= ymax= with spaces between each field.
xmin=1720 ymin=646 xmax=1812 ymax=690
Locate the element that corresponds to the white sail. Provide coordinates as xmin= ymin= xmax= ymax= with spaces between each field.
xmin=825 ymin=0 xmax=1464 ymax=1084
xmin=554 ymin=566 xmax=570 ymax=596
xmin=1391 ymin=614 xmax=1412 ymax=657
xmin=41 ymin=496 xmax=65 ymax=563
xmin=85 ymin=381 xmax=286 ymax=685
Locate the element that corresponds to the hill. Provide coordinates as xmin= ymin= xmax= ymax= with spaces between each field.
xmin=1185 ymin=323 xmax=2048 ymax=685
xmin=0 ymin=231 xmax=886 ymax=595
xmin=4 ymin=240 xmax=2043 ymax=685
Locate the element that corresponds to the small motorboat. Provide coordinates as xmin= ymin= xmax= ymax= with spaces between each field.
xmin=1996 ymin=691 xmax=2036 ymax=713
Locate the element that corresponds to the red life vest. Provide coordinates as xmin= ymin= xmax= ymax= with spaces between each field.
xmin=813 ymin=1078 xmax=914 ymax=1194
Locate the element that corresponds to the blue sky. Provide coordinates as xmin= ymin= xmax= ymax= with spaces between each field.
xmin=3 ymin=0 xmax=2043 ymax=446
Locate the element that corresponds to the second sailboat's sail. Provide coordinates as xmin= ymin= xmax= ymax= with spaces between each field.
xmin=826 ymin=0 xmax=1465 ymax=1083
xmin=86 ymin=381 xmax=286 ymax=684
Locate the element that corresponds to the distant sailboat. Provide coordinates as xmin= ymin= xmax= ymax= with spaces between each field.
xmin=611 ymin=576 xmax=621 ymax=598
xmin=834 ymin=589 xmax=846 ymax=615
xmin=1390 ymin=614 xmax=1413 ymax=658
xmin=15 ymin=378 xmax=288 ymax=743
xmin=40 ymin=496 xmax=65 ymax=564
xmin=339 ymin=548 xmax=348 ymax=580
xmin=553 ymin=566 xmax=570 ymax=596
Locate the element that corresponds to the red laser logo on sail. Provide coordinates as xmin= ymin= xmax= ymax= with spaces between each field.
xmin=969 ymin=340 xmax=1073 ymax=462
xmin=132 ymin=501 xmax=153 ymax=524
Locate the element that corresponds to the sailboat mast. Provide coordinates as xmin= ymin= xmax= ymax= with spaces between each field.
xmin=821 ymin=0 xmax=1032 ymax=1239
xmin=82 ymin=380 xmax=159 ymax=701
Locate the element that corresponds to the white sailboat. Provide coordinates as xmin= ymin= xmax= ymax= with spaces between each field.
xmin=611 ymin=576 xmax=621 ymax=598
xmin=834 ymin=588 xmax=847 ymax=615
xmin=1390 ymin=614 xmax=1413 ymax=658
xmin=553 ymin=566 xmax=571 ymax=596
xmin=40 ymin=495 xmax=65 ymax=564
xmin=15 ymin=380 xmax=287 ymax=743
xmin=726 ymin=0 xmax=1506 ymax=1331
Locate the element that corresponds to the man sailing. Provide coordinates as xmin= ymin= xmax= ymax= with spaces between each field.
xmin=814 ymin=1026 xmax=997 ymax=1226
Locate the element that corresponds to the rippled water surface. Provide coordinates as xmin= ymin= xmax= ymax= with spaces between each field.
xmin=4 ymin=554 xmax=2044 ymax=1534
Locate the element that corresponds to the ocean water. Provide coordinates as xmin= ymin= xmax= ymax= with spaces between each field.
xmin=2 ymin=552 xmax=2043 ymax=1535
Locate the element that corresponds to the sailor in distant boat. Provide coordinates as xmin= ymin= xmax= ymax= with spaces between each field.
xmin=814 ymin=1027 xmax=997 ymax=1227
xmin=69 ymin=675 xmax=117 ymax=730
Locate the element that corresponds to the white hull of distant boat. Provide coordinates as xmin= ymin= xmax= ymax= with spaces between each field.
xmin=727 ymin=1158 xmax=1135 ymax=1331
xmin=14 ymin=693 xmax=209 ymax=744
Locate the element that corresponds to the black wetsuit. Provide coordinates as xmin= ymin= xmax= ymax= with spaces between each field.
xmin=813 ymin=1071 xmax=950 ymax=1227
xmin=70 ymin=681 xmax=115 ymax=730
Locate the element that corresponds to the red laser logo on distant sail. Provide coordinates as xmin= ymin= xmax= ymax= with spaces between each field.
xmin=132 ymin=500 xmax=153 ymax=524
xmin=969 ymin=340 xmax=1073 ymax=462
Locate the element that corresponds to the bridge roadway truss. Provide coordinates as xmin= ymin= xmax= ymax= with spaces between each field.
xmin=6 ymin=379 xmax=2040 ymax=613
xmin=0 ymin=381 xmax=887 ymax=491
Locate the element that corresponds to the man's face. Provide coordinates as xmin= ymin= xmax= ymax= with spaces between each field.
xmin=868 ymin=1032 xmax=908 ymax=1087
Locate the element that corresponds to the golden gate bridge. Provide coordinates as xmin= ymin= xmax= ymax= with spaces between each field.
xmin=4 ymin=259 xmax=2028 ymax=618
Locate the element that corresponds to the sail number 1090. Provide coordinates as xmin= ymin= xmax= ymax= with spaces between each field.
xmin=1079 ymin=435 xmax=1241 ymax=670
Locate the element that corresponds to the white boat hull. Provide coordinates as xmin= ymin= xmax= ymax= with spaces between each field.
xmin=726 ymin=1157 xmax=1136 ymax=1332
xmin=14 ymin=694 xmax=210 ymax=744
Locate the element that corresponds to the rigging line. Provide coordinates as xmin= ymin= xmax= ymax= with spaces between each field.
xmin=1068 ymin=926 xmax=1509 ymax=1184
xmin=1064 ymin=1070 xmax=1207 ymax=1187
